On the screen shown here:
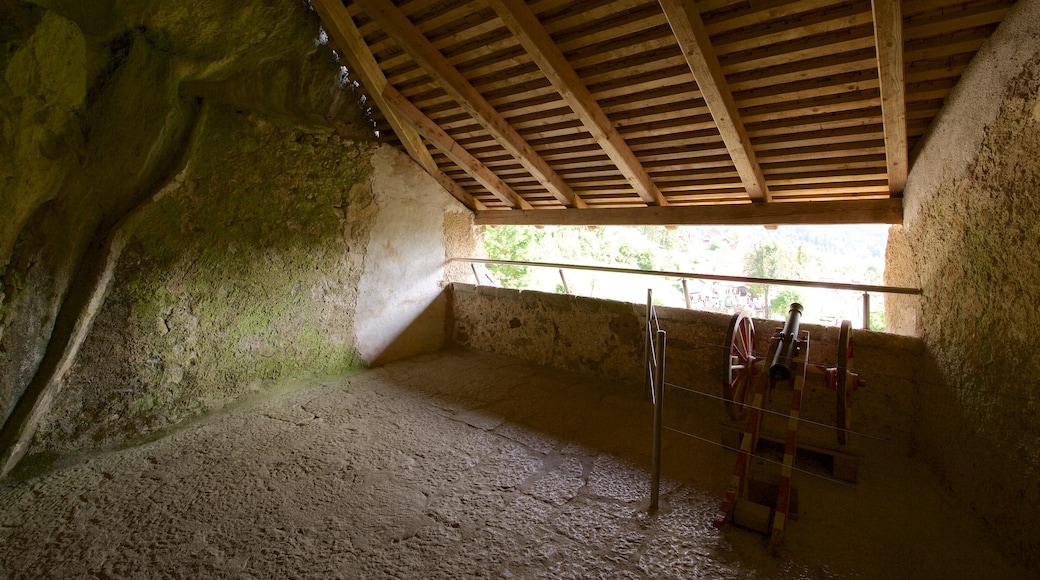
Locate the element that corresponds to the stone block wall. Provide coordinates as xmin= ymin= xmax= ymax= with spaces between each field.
xmin=450 ymin=283 xmax=923 ymax=453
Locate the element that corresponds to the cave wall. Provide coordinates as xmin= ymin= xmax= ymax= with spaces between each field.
xmin=27 ymin=104 xmax=376 ymax=452
xmin=888 ymin=0 xmax=1040 ymax=567
xmin=1 ymin=0 xmax=476 ymax=463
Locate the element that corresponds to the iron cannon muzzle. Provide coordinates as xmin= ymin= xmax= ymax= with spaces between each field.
xmin=769 ymin=302 xmax=804 ymax=381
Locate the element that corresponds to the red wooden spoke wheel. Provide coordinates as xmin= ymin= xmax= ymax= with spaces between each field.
xmin=723 ymin=311 xmax=755 ymax=421
xmin=836 ymin=320 xmax=853 ymax=445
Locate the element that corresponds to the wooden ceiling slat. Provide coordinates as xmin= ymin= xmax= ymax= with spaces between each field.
xmin=381 ymin=89 xmax=533 ymax=209
xmin=752 ymin=127 xmax=887 ymax=151
xmin=721 ymin=34 xmax=876 ymax=74
xmin=600 ymin=84 xmax=702 ymax=114
xmin=728 ymin=50 xmax=877 ymax=92
xmin=537 ymin=0 xmax=654 ymax=35
xmin=741 ymin=95 xmax=882 ymax=124
xmin=766 ymin=170 xmax=889 ymax=186
xmin=578 ymin=53 xmax=692 ymax=87
xmin=321 ymin=0 xmax=1013 ymax=225
xmin=734 ymin=69 xmax=879 ymax=108
xmin=357 ymin=0 xmax=587 ymax=208
xmin=313 ymin=0 xmax=485 ymax=210
xmin=903 ymin=35 xmax=990 ymax=62
xmin=567 ymin=27 xmax=677 ymax=71
xmin=488 ymin=0 xmax=667 ymax=205
xmin=589 ymin=67 xmax=697 ymax=100
xmin=713 ymin=11 xmax=875 ymax=55
xmin=550 ymin=3 xmax=667 ymax=53
xmin=661 ymin=0 xmax=769 ymax=203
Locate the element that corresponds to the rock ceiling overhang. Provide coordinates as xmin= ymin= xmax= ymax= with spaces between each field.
xmin=311 ymin=0 xmax=1015 ymax=226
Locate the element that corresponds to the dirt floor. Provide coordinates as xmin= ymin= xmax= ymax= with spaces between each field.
xmin=0 ymin=348 xmax=1029 ymax=578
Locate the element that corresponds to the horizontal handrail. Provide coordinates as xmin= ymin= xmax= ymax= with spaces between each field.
xmin=452 ymin=257 xmax=921 ymax=295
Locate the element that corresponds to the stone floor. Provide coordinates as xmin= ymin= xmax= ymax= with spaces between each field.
xmin=0 ymin=348 xmax=1029 ymax=578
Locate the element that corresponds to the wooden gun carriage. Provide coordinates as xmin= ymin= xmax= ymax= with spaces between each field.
xmin=713 ymin=303 xmax=865 ymax=550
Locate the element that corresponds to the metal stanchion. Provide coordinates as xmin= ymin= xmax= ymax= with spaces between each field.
xmin=650 ymin=328 xmax=666 ymax=511
xmin=862 ymin=292 xmax=870 ymax=329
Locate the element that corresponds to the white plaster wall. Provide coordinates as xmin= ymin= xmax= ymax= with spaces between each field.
xmin=903 ymin=0 xmax=1040 ymax=227
xmin=355 ymin=145 xmax=473 ymax=365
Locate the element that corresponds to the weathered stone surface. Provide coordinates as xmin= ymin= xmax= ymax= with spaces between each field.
xmin=895 ymin=0 xmax=1040 ymax=568
xmin=1 ymin=0 xmax=476 ymax=464
xmin=0 ymin=349 xmax=1027 ymax=578
xmin=28 ymin=104 xmax=373 ymax=453
xmin=2 ymin=0 xmax=345 ymax=431
xmin=451 ymin=283 xmax=921 ymax=452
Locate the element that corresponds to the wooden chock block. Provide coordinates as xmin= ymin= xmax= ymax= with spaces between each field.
xmin=733 ymin=499 xmax=772 ymax=534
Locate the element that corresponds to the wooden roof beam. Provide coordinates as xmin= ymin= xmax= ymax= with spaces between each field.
xmin=475 ymin=198 xmax=903 ymax=226
xmin=487 ymin=0 xmax=668 ymax=207
xmin=382 ymin=88 xmax=533 ymax=210
xmin=311 ymin=0 xmax=485 ymax=210
xmin=871 ymin=0 xmax=909 ymax=194
xmin=356 ymin=0 xmax=587 ymax=209
xmin=659 ymin=0 xmax=771 ymax=203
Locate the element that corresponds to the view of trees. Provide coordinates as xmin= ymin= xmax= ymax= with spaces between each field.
xmin=482 ymin=224 xmax=888 ymax=329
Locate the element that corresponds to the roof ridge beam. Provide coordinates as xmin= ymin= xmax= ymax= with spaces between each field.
xmin=660 ymin=0 xmax=771 ymax=203
xmin=311 ymin=0 xmax=486 ymax=210
xmin=488 ymin=0 xmax=668 ymax=207
xmin=356 ymin=0 xmax=587 ymax=209
xmin=871 ymin=0 xmax=908 ymax=194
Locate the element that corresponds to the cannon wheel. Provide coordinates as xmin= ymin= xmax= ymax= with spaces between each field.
xmin=836 ymin=320 xmax=853 ymax=445
xmin=723 ymin=311 xmax=755 ymax=421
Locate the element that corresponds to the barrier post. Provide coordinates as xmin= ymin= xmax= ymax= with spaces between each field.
xmin=650 ymin=328 xmax=666 ymax=511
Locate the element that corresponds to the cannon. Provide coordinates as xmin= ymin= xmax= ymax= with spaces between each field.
xmin=722 ymin=304 xmax=862 ymax=443
xmin=715 ymin=303 xmax=865 ymax=551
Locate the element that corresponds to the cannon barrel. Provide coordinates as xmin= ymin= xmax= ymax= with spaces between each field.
xmin=769 ymin=303 xmax=804 ymax=381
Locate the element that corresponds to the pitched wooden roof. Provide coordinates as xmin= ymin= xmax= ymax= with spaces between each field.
xmin=311 ymin=0 xmax=1015 ymax=226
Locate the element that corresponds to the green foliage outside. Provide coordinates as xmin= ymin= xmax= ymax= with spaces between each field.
xmin=481 ymin=224 xmax=888 ymax=323
xmin=483 ymin=225 xmax=545 ymax=288
xmin=869 ymin=309 xmax=886 ymax=332
xmin=770 ymin=289 xmax=804 ymax=317
xmin=743 ymin=241 xmax=820 ymax=317
xmin=482 ymin=225 xmax=700 ymax=296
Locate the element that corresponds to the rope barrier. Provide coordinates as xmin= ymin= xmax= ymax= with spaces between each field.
xmin=663 ymin=381 xmax=902 ymax=445
xmin=658 ymin=423 xmax=964 ymax=521
xmin=638 ymin=320 xmax=1039 ymax=405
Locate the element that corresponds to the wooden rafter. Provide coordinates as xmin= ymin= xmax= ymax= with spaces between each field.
xmin=487 ymin=0 xmax=668 ymax=207
xmin=475 ymin=198 xmax=903 ymax=226
xmin=355 ymin=0 xmax=587 ymax=209
xmin=382 ymin=87 xmax=533 ymax=210
xmin=659 ymin=0 xmax=770 ymax=203
xmin=872 ymin=0 xmax=908 ymax=194
xmin=309 ymin=0 xmax=1010 ymax=223
xmin=311 ymin=0 xmax=486 ymax=210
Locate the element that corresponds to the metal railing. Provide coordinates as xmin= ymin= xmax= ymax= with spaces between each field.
xmin=452 ymin=257 xmax=922 ymax=329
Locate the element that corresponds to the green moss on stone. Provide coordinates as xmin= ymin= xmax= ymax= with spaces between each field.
xmin=32 ymin=103 xmax=375 ymax=453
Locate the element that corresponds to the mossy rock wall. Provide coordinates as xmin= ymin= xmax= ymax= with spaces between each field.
xmin=894 ymin=1 xmax=1040 ymax=568
xmin=0 ymin=0 xmax=372 ymax=427
xmin=30 ymin=104 xmax=374 ymax=452
xmin=1 ymin=0 xmax=478 ymax=463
